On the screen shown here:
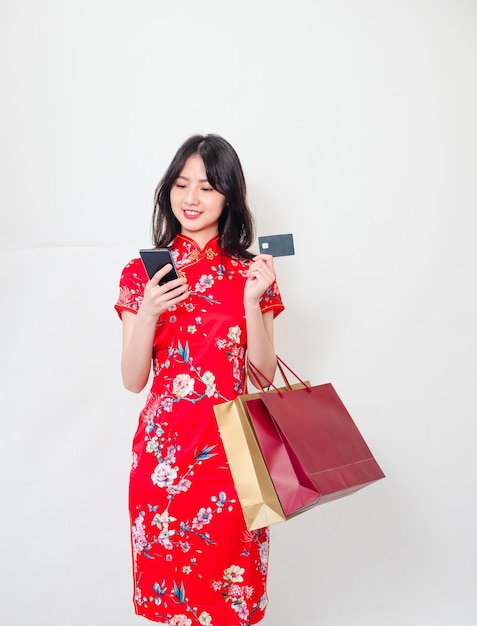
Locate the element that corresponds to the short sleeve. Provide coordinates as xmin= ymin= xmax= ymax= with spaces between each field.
xmin=259 ymin=279 xmax=285 ymax=318
xmin=114 ymin=258 xmax=148 ymax=319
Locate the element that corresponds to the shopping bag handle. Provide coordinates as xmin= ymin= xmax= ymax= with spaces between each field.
xmin=248 ymin=356 xmax=312 ymax=397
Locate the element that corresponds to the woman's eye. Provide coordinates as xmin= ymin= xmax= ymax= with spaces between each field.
xmin=201 ymin=187 xmax=213 ymax=192
xmin=175 ymin=183 xmax=186 ymax=188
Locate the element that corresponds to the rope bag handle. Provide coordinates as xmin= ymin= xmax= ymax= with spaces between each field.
xmin=247 ymin=356 xmax=312 ymax=398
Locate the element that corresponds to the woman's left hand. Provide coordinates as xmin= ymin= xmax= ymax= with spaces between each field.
xmin=244 ymin=254 xmax=276 ymax=304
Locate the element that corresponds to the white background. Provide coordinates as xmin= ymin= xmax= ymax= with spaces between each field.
xmin=1 ymin=1 xmax=476 ymax=625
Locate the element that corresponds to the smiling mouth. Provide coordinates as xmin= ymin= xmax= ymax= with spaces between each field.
xmin=183 ymin=209 xmax=202 ymax=217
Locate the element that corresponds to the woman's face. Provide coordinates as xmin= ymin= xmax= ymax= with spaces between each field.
xmin=170 ymin=154 xmax=227 ymax=246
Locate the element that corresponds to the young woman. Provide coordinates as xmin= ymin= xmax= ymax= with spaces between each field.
xmin=115 ymin=134 xmax=284 ymax=626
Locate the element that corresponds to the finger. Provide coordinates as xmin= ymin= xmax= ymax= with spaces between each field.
xmin=165 ymin=280 xmax=189 ymax=297
xmin=252 ymin=253 xmax=273 ymax=260
xmin=151 ymin=263 xmax=173 ymax=285
xmin=251 ymin=256 xmax=275 ymax=276
xmin=248 ymin=261 xmax=275 ymax=282
xmin=166 ymin=275 xmax=188 ymax=291
xmin=252 ymin=253 xmax=274 ymax=267
xmin=145 ymin=277 xmax=187 ymax=312
xmin=149 ymin=281 xmax=188 ymax=307
xmin=150 ymin=270 xmax=188 ymax=297
xmin=169 ymin=286 xmax=190 ymax=302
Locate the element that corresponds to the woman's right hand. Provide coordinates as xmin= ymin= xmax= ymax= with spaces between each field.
xmin=139 ymin=264 xmax=189 ymax=319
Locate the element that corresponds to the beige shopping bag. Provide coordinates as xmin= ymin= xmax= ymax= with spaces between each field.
xmin=214 ymin=394 xmax=286 ymax=531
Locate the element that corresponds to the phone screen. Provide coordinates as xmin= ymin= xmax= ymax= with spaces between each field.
xmin=139 ymin=249 xmax=180 ymax=285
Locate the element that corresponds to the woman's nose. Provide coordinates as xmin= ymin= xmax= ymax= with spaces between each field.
xmin=185 ymin=187 xmax=199 ymax=204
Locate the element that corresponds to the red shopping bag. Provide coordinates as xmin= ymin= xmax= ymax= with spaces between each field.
xmin=246 ymin=358 xmax=385 ymax=513
xmin=214 ymin=379 xmax=321 ymax=530
xmin=244 ymin=394 xmax=320 ymax=515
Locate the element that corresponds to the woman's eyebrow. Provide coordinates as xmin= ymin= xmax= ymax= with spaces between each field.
xmin=177 ymin=175 xmax=209 ymax=183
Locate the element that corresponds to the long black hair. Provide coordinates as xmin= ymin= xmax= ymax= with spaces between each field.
xmin=152 ymin=134 xmax=255 ymax=258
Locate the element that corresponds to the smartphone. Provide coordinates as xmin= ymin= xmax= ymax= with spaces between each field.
xmin=139 ymin=248 xmax=180 ymax=285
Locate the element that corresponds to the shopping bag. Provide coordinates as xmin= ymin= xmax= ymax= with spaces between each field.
xmin=214 ymin=375 xmax=325 ymax=529
xmin=213 ymin=393 xmax=287 ymax=531
xmin=239 ymin=392 xmax=321 ymax=516
xmin=246 ymin=358 xmax=385 ymax=510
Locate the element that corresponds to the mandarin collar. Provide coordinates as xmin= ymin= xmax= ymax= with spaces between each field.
xmin=175 ymin=233 xmax=221 ymax=254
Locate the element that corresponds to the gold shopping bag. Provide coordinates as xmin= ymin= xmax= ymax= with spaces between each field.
xmin=214 ymin=394 xmax=286 ymax=531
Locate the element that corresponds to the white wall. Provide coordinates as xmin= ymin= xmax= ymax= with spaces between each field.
xmin=1 ymin=1 xmax=476 ymax=624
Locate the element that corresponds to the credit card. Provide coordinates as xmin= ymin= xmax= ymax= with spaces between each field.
xmin=258 ymin=233 xmax=295 ymax=257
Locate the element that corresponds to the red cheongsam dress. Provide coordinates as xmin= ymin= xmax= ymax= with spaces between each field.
xmin=115 ymin=234 xmax=284 ymax=626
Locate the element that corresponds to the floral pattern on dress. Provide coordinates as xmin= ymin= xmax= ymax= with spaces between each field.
xmin=115 ymin=234 xmax=283 ymax=625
